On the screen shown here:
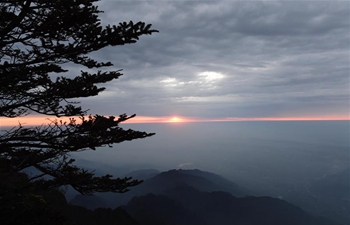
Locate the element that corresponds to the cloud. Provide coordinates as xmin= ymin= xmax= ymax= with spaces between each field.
xmin=70 ymin=1 xmax=349 ymax=119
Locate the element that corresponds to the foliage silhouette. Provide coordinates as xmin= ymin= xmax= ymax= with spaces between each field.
xmin=0 ymin=0 xmax=158 ymax=221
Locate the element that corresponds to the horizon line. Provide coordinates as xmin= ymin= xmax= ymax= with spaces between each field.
xmin=123 ymin=116 xmax=350 ymax=124
xmin=1 ymin=115 xmax=349 ymax=127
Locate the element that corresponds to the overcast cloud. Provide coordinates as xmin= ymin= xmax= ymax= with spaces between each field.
xmin=75 ymin=1 xmax=349 ymax=119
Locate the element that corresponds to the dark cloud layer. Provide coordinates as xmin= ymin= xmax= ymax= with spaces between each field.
xmin=77 ymin=1 xmax=349 ymax=119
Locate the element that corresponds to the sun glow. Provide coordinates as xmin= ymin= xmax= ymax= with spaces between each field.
xmin=1 ymin=115 xmax=348 ymax=127
xmin=168 ymin=117 xmax=183 ymax=123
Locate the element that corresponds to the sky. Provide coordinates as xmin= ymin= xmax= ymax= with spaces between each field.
xmin=2 ymin=1 xmax=350 ymax=126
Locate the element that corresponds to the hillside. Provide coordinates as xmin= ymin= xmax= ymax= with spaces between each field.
xmin=70 ymin=169 xmax=250 ymax=209
xmin=124 ymin=185 xmax=340 ymax=225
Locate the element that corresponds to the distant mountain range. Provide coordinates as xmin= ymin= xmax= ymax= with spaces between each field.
xmin=69 ymin=169 xmax=343 ymax=225
xmin=70 ymin=169 xmax=250 ymax=209
xmin=124 ymin=185 xmax=339 ymax=225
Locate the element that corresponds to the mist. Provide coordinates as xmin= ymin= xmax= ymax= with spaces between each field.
xmin=71 ymin=121 xmax=349 ymax=190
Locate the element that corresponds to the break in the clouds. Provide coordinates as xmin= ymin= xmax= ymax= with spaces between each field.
xmin=74 ymin=1 xmax=349 ymax=119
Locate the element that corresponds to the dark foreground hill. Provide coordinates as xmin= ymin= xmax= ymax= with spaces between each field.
xmin=123 ymin=185 xmax=341 ymax=225
xmin=3 ymin=186 xmax=340 ymax=225
xmin=1 ymin=188 xmax=138 ymax=225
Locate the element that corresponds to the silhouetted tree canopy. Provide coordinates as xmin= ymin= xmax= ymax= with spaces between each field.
xmin=0 ymin=0 xmax=158 ymax=215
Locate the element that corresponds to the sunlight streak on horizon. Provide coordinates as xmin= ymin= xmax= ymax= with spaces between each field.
xmin=1 ymin=115 xmax=349 ymax=127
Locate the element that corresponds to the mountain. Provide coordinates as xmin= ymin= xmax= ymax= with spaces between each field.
xmin=130 ymin=169 xmax=250 ymax=197
xmin=66 ymin=168 xmax=345 ymax=225
xmin=160 ymin=169 xmax=253 ymax=196
xmin=124 ymin=193 xmax=208 ymax=225
xmin=124 ymin=185 xmax=341 ymax=225
xmin=70 ymin=169 xmax=250 ymax=209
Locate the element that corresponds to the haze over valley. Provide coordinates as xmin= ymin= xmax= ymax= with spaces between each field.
xmin=67 ymin=120 xmax=349 ymax=225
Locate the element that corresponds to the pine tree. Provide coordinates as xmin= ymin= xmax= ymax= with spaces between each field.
xmin=0 ymin=0 xmax=158 ymax=201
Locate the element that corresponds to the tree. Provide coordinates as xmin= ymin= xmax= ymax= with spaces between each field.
xmin=0 ymin=0 xmax=158 ymax=206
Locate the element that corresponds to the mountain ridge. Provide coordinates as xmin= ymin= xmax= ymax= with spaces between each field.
xmin=124 ymin=185 xmax=341 ymax=225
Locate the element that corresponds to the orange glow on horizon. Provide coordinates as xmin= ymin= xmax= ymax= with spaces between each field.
xmin=1 ymin=115 xmax=349 ymax=127
xmin=166 ymin=117 xmax=185 ymax=123
xmin=203 ymin=116 xmax=350 ymax=122
xmin=170 ymin=117 xmax=181 ymax=122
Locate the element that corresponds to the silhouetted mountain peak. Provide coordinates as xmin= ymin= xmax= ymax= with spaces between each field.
xmin=151 ymin=169 xmax=249 ymax=197
xmin=69 ymin=168 xmax=251 ymax=209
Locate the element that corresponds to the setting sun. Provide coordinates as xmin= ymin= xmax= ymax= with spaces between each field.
xmin=169 ymin=117 xmax=182 ymax=123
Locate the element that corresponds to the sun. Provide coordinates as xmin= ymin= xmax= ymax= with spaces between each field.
xmin=169 ymin=117 xmax=182 ymax=123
